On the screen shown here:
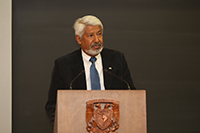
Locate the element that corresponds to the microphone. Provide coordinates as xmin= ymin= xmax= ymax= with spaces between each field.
xmin=70 ymin=70 xmax=85 ymax=90
xmin=104 ymin=69 xmax=131 ymax=90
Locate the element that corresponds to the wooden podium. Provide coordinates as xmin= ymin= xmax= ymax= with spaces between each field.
xmin=54 ymin=90 xmax=147 ymax=133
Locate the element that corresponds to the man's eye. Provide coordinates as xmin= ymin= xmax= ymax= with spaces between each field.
xmin=98 ymin=33 xmax=102 ymax=36
xmin=89 ymin=34 xmax=93 ymax=37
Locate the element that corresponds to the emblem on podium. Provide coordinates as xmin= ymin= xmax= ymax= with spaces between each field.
xmin=86 ymin=99 xmax=119 ymax=133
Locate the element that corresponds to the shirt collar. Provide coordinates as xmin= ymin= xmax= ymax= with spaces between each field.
xmin=81 ymin=50 xmax=101 ymax=62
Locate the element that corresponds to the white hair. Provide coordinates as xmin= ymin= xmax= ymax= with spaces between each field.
xmin=73 ymin=15 xmax=103 ymax=38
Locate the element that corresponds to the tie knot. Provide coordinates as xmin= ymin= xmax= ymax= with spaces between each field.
xmin=90 ymin=57 xmax=97 ymax=63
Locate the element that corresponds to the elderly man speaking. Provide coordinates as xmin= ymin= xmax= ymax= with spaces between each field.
xmin=45 ymin=15 xmax=136 ymax=126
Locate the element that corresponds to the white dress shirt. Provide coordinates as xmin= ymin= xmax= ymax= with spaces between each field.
xmin=81 ymin=50 xmax=105 ymax=90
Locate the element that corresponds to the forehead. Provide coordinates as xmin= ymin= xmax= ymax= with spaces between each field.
xmin=84 ymin=25 xmax=102 ymax=33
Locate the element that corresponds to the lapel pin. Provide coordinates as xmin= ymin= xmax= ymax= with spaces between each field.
xmin=109 ymin=67 xmax=112 ymax=70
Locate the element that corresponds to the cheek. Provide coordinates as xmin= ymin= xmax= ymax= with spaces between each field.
xmin=100 ymin=39 xmax=103 ymax=44
xmin=83 ymin=40 xmax=92 ymax=49
xmin=99 ymin=37 xmax=103 ymax=42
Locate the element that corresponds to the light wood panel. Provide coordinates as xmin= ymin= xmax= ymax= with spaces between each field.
xmin=54 ymin=90 xmax=147 ymax=133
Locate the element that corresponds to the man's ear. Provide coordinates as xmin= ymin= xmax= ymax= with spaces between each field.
xmin=75 ymin=35 xmax=81 ymax=44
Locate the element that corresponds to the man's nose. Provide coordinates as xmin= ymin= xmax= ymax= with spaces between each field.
xmin=94 ymin=35 xmax=100 ymax=42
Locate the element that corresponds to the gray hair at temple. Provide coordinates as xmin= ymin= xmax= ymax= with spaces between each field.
xmin=73 ymin=15 xmax=104 ymax=38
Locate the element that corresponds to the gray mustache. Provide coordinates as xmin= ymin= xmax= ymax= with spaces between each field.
xmin=91 ymin=43 xmax=102 ymax=47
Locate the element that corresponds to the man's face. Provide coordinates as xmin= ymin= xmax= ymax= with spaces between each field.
xmin=76 ymin=25 xmax=103 ymax=57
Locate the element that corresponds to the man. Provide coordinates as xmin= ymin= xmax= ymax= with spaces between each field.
xmin=45 ymin=15 xmax=135 ymax=126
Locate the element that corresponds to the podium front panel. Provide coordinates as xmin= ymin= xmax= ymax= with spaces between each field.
xmin=54 ymin=90 xmax=147 ymax=133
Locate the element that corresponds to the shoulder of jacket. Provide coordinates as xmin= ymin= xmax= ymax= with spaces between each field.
xmin=102 ymin=48 xmax=124 ymax=56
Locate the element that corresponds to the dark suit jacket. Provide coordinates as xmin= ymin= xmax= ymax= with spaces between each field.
xmin=45 ymin=48 xmax=135 ymax=125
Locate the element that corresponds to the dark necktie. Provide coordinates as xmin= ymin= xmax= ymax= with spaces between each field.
xmin=89 ymin=57 xmax=101 ymax=90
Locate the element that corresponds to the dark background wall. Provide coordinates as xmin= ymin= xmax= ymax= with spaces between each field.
xmin=12 ymin=0 xmax=200 ymax=133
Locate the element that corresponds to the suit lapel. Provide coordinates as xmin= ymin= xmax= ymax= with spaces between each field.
xmin=101 ymin=49 xmax=114 ymax=89
xmin=71 ymin=49 xmax=86 ymax=90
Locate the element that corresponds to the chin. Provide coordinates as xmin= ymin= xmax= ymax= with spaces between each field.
xmin=86 ymin=47 xmax=103 ymax=56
